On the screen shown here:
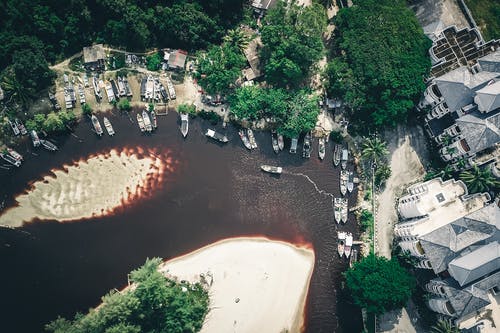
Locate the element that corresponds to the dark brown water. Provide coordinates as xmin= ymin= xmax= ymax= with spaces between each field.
xmin=0 ymin=110 xmax=362 ymax=333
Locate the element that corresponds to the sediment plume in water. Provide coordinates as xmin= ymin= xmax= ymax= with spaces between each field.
xmin=0 ymin=147 xmax=175 ymax=227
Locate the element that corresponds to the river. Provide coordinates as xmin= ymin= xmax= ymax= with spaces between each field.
xmin=0 ymin=109 xmax=362 ymax=333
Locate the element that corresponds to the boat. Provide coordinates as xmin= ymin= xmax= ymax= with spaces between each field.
xmin=290 ymin=137 xmax=298 ymax=154
xmin=8 ymin=119 xmax=20 ymax=136
xmin=334 ymin=198 xmax=342 ymax=224
xmin=341 ymin=148 xmax=349 ymax=169
xmin=92 ymin=76 xmax=102 ymax=100
xmin=278 ymin=134 xmax=284 ymax=151
xmin=260 ymin=165 xmax=283 ymax=174
xmin=205 ymin=129 xmax=228 ymax=143
xmin=7 ymin=148 xmax=23 ymax=161
xmin=91 ymin=115 xmax=103 ymax=136
xmin=103 ymin=117 xmax=115 ymax=136
xmin=136 ymin=113 xmax=145 ymax=132
xmin=78 ymin=85 xmax=86 ymax=104
xmin=247 ymin=129 xmax=257 ymax=149
xmin=150 ymin=110 xmax=157 ymax=129
xmin=0 ymin=152 xmax=21 ymax=167
xmin=318 ymin=137 xmax=326 ymax=160
xmin=347 ymin=171 xmax=354 ymax=193
xmin=302 ymin=132 xmax=312 ymax=158
xmin=337 ymin=232 xmax=346 ymax=257
xmin=340 ymin=170 xmax=348 ymax=196
xmin=180 ymin=114 xmax=189 ymax=138
xmin=341 ymin=198 xmax=348 ymax=224
xmin=345 ymin=233 xmax=353 ymax=258
xmin=30 ymin=130 xmax=40 ymax=147
xmin=142 ymin=110 xmax=152 ymax=132
xmin=15 ymin=119 xmax=27 ymax=135
xmin=333 ymin=144 xmax=341 ymax=167
xmin=271 ymin=130 xmax=279 ymax=154
xmin=349 ymin=249 xmax=358 ymax=268
xmin=239 ymin=129 xmax=251 ymax=150
xmin=40 ymin=139 xmax=58 ymax=151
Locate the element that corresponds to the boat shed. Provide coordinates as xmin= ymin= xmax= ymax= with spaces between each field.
xmin=83 ymin=44 xmax=105 ymax=71
xmin=168 ymin=50 xmax=188 ymax=70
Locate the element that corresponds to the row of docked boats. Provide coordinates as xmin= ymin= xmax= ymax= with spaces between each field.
xmin=29 ymin=130 xmax=58 ymax=151
xmin=340 ymin=170 xmax=354 ymax=196
xmin=333 ymin=144 xmax=350 ymax=169
xmin=334 ymin=198 xmax=349 ymax=224
xmin=337 ymin=232 xmax=354 ymax=259
xmin=136 ymin=107 xmax=157 ymax=133
xmin=91 ymin=115 xmax=115 ymax=136
xmin=0 ymin=148 xmax=24 ymax=167
xmin=8 ymin=119 xmax=28 ymax=136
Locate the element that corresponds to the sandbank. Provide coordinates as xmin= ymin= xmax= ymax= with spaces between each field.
xmin=0 ymin=147 xmax=173 ymax=227
xmin=161 ymin=237 xmax=315 ymax=333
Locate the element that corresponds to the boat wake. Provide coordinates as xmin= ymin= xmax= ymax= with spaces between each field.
xmin=0 ymin=147 xmax=177 ymax=227
xmin=285 ymin=171 xmax=335 ymax=215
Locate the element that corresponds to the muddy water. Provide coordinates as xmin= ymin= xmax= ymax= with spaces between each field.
xmin=0 ymin=110 xmax=362 ymax=333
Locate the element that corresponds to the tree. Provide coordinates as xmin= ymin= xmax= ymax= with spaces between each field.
xmin=344 ymin=253 xmax=415 ymax=315
xmin=178 ymin=103 xmax=196 ymax=116
xmin=431 ymin=319 xmax=460 ymax=333
xmin=361 ymin=136 xmax=389 ymax=165
xmin=332 ymin=0 xmax=432 ymax=127
xmin=117 ymin=99 xmax=131 ymax=111
xmin=81 ymin=103 xmax=92 ymax=115
xmin=460 ymin=165 xmax=500 ymax=194
xmin=146 ymin=52 xmax=161 ymax=71
xmin=279 ymin=91 xmax=320 ymax=138
xmin=375 ymin=164 xmax=391 ymax=187
xmin=223 ymin=28 xmax=251 ymax=51
xmin=43 ymin=112 xmax=65 ymax=132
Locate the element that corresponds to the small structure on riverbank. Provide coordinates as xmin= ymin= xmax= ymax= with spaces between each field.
xmin=83 ymin=44 xmax=105 ymax=71
xmin=167 ymin=50 xmax=187 ymax=71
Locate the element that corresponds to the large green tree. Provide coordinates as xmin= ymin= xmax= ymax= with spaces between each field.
xmin=344 ymin=253 xmax=415 ymax=315
xmin=228 ymin=86 xmax=289 ymax=121
xmin=460 ymin=165 xmax=500 ymax=194
xmin=331 ymin=0 xmax=432 ymax=127
xmin=279 ymin=91 xmax=321 ymax=138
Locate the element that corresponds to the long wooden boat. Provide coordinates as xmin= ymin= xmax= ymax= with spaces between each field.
xmin=290 ymin=137 xmax=298 ymax=154
xmin=0 ymin=152 xmax=21 ymax=167
xmin=340 ymin=170 xmax=348 ymax=196
xmin=302 ymin=132 xmax=311 ymax=158
xmin=318 ymin=137 xmax=326 ymax=160
xmin=15 ymin=119 xmax=27 ymax=135
xmin=103 ymin=117 xmax=115 ymax=136
xmin=40 ymin=139 xmax=58 ymax=151
xmin=333 ymin=144 xmax=341 ymax=167
xmin=260 ymin=165 xmax=283 ymax=174
xmin=7 ymin=148 xmax=23 ymax=161
xmin=137 ymin=113 xmax=145 ymax=132
xmin=142 ymin=110 xmax=152 ymax=132
xmin=150 ymin=110 xmax=157 ymax=129
xmin=349 ymin=249 xmax=358 ymax=268
xmin=278 ymin=134 xmax=284 ymax=151
xmin=345 ymin=233 xmax=353 ymax=258
xmin=334 ymin=198 xmax=342 ymax=224
xmin=347 ymin=171 xmax=354 ymax=193
xmin=205 ymin=129 xmax=228 ymax=143
xmin=271 ymin=130 xmax=279 ymax=154
xmin=180 ymin=114 xmax=189 ymax=138
xmin=247 ymin=129 xmax=257 ymax=149
xmin=91 ymin=115 xmax=103 ymax=136
xmin=239 ymin=130 xmax=251 ymax=150
xmin=30 ymin=130 xmax=41 ymax=147
xmin=338 ymin=232 xmax=346 ymax=257
xmin=341 ymin=148 xmax=349 ymax=169
xmin=341 ymin=198 xmax=348 ymax=224
xmin=8 ymin=119 xmax=20 ymax=136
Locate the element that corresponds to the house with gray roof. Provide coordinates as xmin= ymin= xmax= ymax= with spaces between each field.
xmin=83 ymin=44 xmax=105 ymax=72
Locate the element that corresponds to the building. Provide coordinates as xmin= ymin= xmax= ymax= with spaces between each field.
xmin=394 ymin=178 xmax=499 ymax=330
xmin=243 ymin=35 xmax=263 ymax=81
xmin=251 ymin=0 xmax=277 ymax=16
xmin=83 ymin=44 xmax=105 ymax=71
xmin=167 ymin=50 xmax=187 ymax=71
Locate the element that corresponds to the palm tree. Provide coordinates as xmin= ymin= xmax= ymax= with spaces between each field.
xmin=1 ymin=70 xmax=32 ymax=106
xmin=361 ymin=136 xmax=389 ymax=165
xmin=460 ymin=165 xmax=500 ymax=193
xmin=431 ymin=319 xmax=460 ymax=333
xmin=223 ymin=29 xmax=251 ymax=51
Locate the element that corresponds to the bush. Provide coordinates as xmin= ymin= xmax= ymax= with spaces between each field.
xmin=118 ymin=99 xmax=131 ymax=111
xmin=329 ymin=130 xmax=343 ymax=143
xmin=359 ymin=209 xmax=374 ymax=235
xmin=178 ymin=103 xmax=197 ymax=116
xmin=82 ymin=103 xmax=92 ymax=115
xmin=146 ymin=52 xmax=162 ymax=71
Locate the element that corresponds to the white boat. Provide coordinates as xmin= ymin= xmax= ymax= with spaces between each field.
xmin=334 ymin=198 xmax=342 ymax=224
xmin=340 ymin=170 xmax=348 ymax=196
xmin=7 ymin=148 xmax=23 ymax=161
xmin=349 ymin=249 xmax=358 ymax=268
xmin=8 ymin=119 xmax=20 ymax=136
xmin=318 ymin=137 xmax=326 ymax=160
xmin=333 ymin=144 xmax=341 ymax=167
xmin=91 ymin=115 xmax=103 ymax=136
xmin=341 ymin=198 xmax=348 ymax=224
xmin=260 ymin=165 xmax=283 ymax=174
xmin=30 ymin=130 xmax=41 ymax=147
xmin=290 ymin=137 xmax=298 ymax=154
xmin=338 ymin=232 xmax=346 ymax=257
xmin=302 ymin=132 xmax=312 ymax=158
xmin=40 ymin=139 xmax=58 ymax=151
xmin=103 ymin=117 xmax=115 ymax=136
xmin=0 ymin=152 xmax=21 ymax=167
xmin=93 ymin=76 xmax=102 ymax=100
xmin=137 ymin=113 xmax=145 ymax=132
xmin=15 ymin=119 xmax=27 ymax=135
xmin=142 ymin=110 xmax=152 ymax=132
xmin=150 ymin=110 xmax=157 ymax=129
xmin=345 ymin=233 xmax=353 ymax=258
xmin=347 ymin=171 xmax=354 ymax=193
xmin=239 ymin=129 xmax=251 ymax=150
xmin=247 ymin=129 xmax=257 ymax=149
xmin=271 ymin=130 xmax=279 ymax=153
xmin=205 ymin=129 xmax=228 ymax=143
xmin=180 ymin=114 xmax=189 ymax=138
xmin=341 ymin=149 xmax=349 ymax=169
xmin=278 ymin=134 xmax=284 ymax=151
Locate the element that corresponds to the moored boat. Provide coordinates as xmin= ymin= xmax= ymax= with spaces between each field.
xmin=271 ymin=130 xmax=279 ymax=154
xmin=205 ymin=129 xmax=228 ymax=143
xmin=40 ymin=139 xmax=58 ymax=151
xmin=180 ymin=114 xmax=189 ymax=138
xmin=137 ymin=113 xmax=145 ymax=132
xmin=345 ymin=233 xmax=353 ymax=258
xmin=341 ymin=198 xmax=348 ymax=223
xmin=278 ymin=134 xmax=284 ymax=151
xmin=247 ymin=129 xmax=257 ymax=149
xmin=260 ymin=165 xmax=283 ymax=174
xmin=302 ymin=132 xmax=312 ymax=158
xmin=333 ymin=144 xmax=341 ymax=167
xmin=239 ymin=129 xmax=252 ymax=150
xmin=334 ymin=198 xmax=342 ymax=224
xmin=91 ymin=115 xmax=103 ymax=136
xmin=340 ymin=170 xmax=348 ymax=196
xmin=0 ymin=152 xmax=21 ymax=167
xmin=290 ymin=137 xmax=298 ymax=154
xmin=349 ymin=249 xmax=358 ymax=268
xmin=341 ymin=148 xmax=349 ymax=169
xmin=8 ymin=119 xmax=20 ymax=136
xmin=318 ymin=137 xmax=326 ymax=160
xmin=142 ymin=110 xmax=152 ymax=132
xmin=15 ymin=119 xmax=27 ymax=135
xmin=30 ymin=130 xmax=41 ymax=147
xmin=7 ymin=148 xmax=23 ymax=161
xmin=103 ymin=117 xmax=115 ymax=136
xmin=347 ymin=171 xmax=354 ymax=193
xmin=150 ymin=110 xmax=157 ymax=129
xmin=338 ymin=232 xmax=346 ymax=257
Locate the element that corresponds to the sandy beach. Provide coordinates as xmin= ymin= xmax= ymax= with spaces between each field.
xmin=0 ymin=147 xmax=173 ymax=227
xmin=160 ymin=237 xmax=315 ymax=333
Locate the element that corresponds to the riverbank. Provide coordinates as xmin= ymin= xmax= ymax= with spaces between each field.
xmin=160 ymin=237 xmax=315 ymax=333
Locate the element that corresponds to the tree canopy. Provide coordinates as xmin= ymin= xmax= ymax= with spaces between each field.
xmin=329 ymin=0 xmax=432 ymax=128
xmin=45 ymin=258 xmax=209 ymax=333
xmin=344 ymin=253 xmax=415 ymax=315
xmin=459 ymin=165 xmax=500 ymax=194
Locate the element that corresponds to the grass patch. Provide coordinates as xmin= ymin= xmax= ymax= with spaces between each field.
xmin=465 ymin=0 xmax=500 ymax=41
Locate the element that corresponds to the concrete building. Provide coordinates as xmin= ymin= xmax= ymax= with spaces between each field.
xmin=167 ymin=50 xmax=188 ymax=71
xmin=83 ymin=44 xmax=105 ymax=71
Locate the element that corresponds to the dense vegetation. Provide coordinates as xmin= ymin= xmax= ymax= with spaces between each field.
xmin=46 ymin=258 xmax=209 ymax=333
xmin=465 ymin=0 xmax=500 ymax=41
xmin=344 ymin=253 xmax=415 ymax=315
xmin=327 ymin=0 xmax=432 ymax=128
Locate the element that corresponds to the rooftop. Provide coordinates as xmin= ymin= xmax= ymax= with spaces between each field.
xmin=168 ymin=50 xmax=187 ymax=70
xmin=426 ymin=111 xmax=458 ymax=137
xmin=456 ymin=109 xmax=500 ymax=155
xmin=474 ymin=80 xmax=500 ymax=112
xmin=83 ymin=44 xmax=105 ymax=64
xmin=478 ymin=50 xmax=500 ymax=73
xmin=243 ymin=35 xmax=263 ymax=81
